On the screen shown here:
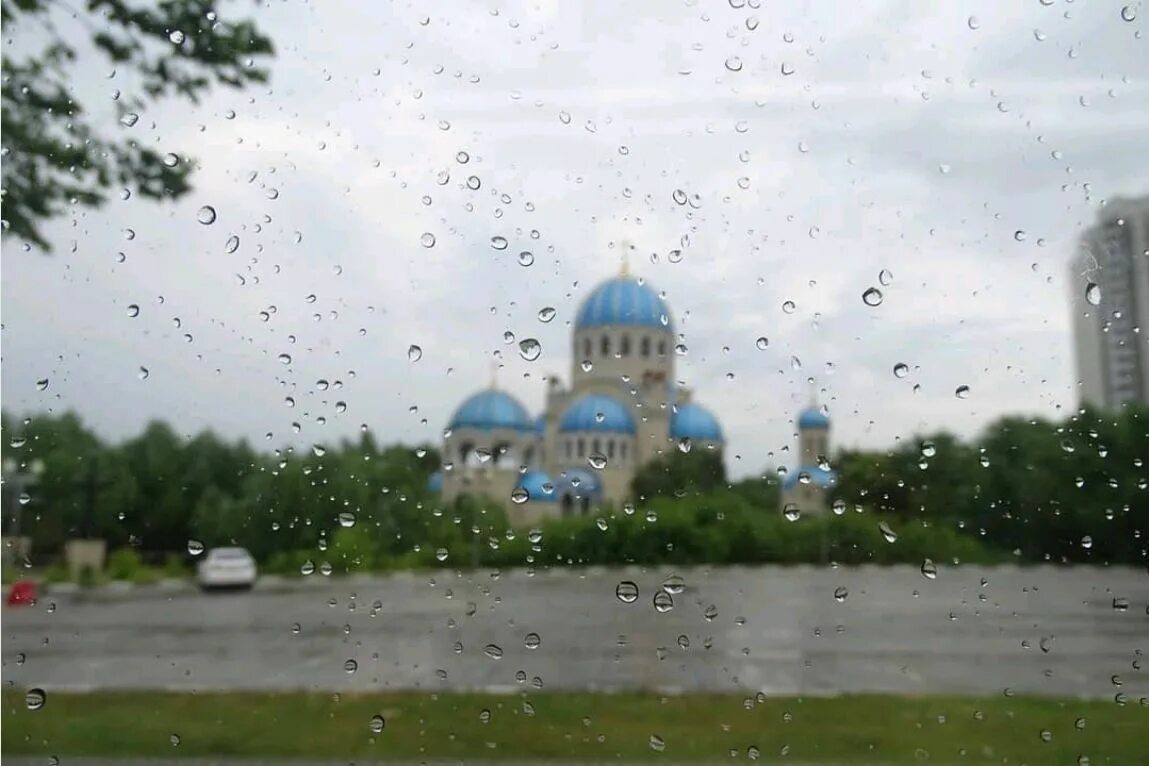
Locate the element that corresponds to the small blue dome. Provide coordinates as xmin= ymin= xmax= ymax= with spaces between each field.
xmin=798 ymin=406 xmax=830 ymax=430
xmin=782 ymin=464 xmax=837 ymax=491
xmin=449 ymin=389 xmax=533 ymax=432
xmin=556 ymin=468 xmax=602 ymax=498
xmin=515 ymin=470 xmax=557 ymax=502
xmin=671 ymin=403 xmax=723 ymax=442
xmin=575 ymin=277 xmax=672 ymax=331
xmin=559 ymin=394 xmax=635 ymax=434
xmin=428 ymin=471 xmax=443 ymax=494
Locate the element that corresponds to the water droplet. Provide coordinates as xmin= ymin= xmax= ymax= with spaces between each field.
xmin=780 ymin=62 xmax=795 ymax=76
xmin=831 ymin=499 xmax=847 ymax=516
xmin=893 ymin=362 xmax=909 ymax=378
xmin=369 ymin=714 xmax=385 ymax=734
xmin=538 ymin=307 xmax=556 ymax=323
xmin=921 ymin=441 xmax=937 ymax=458
xmin=833 ymin=586 xmax=848 ymax=603
xmin=662 ymin=575 xmax=685 ymax=594
xmin=456 ymin=151 xmax=470 ymax=164
xmin=479 ymin=708 xmax=492 ymax=724
xmin=862 ymin=287 xmax=883 ymax=307
xmin=879 ymin=521 xmax=897 ymax=543
xmin=649 ymin=735 xmax=666 ymax=752
xmin=137 ymin=366 xmax=150 ymax=381
xmin=967 ymin=16 xmax=980 ymax=30
xmin=187 ymin=539 xmax=205 ymax=556
xmin=955 ymin=385 xmax=971 ymax=399
xmin=169 ymin=29 xmax=185 ymax=44
xmin=127 ymin=304 xmax=140 ymax=318
xmin=878 ymin=269 xmax=894 ymax=286
xmin=524 ymin=632 xmax=541 ymax=649
xmin=490 ymin=236 xmax=508 ymax=251
xmin=196 ymin=205 xmax=217 ymax=225
xmin=162 ymin=153 xmax=179 ymax=168
xmin=420 ymin=232 xmax=436 ymax=248
xmin=337 ymin=512 xmax=356 ymax=528
xmin=408 ymin=345 xmax=423 ymax=362
xmin=435 ymin=548 xmax=449 ymax=562
xmin=120 ymin=112 xmax=139 ymax=127
xmin=466 ymin=175 xmax=481 ymax=190
xmin=1112 ymin=597 xmax=1129 ymax=612
xmin=725 ymin=56 xmax=743 ymax=72
xmin=1085 ymin=282 xmax=1101 ymax=306
xmin=755 ymin=337 xmax=769 ymax=350
xmin=518 ymin=338 xmax=541 ymax=361
xmin=517 ymin=251 xmax=534 ymax=267
xmin=277 ymin=353 xmax=292 ymax=365
xmin=224 ymin=235 xmax=240 ymax=254
xmin=782 ymin=300 xmax=797 ymax=314
xmin=483 ymin=643 xmax=504 ymax=659
xmin=677 ymin=437 xmax=693 ymax=454
xmin=1039 ymin=729 xmax=1052 ymax=743
xmin=170 ymin=733 xmax=181 ymax=747
xmin=616 ymin=581 xmax=639 ymax=603
xmin=1121 ymin=5 xmax=1136 ymax=22
xmin=783 ymin=503 xmax=801 ymax=522
xmin=510 ymin=486 xmax=529 ymax=504
xmin=921 ymin=559 xmax=938 ymax=580
xmin=25 ymin=688 xmax=46 ymax=711
xmin=587 ymin=452 xmax=608 ymax=470
xmin=300 ymin=560 xmax=315 ymax=576
xmin=703 ymin=603 xmax=719 ymax=621
xmin=36 ymin=378 xmax=49 ymax=391
xmin=344 ymin=658 xmax=358 ymax=674
xmin=653 ymin=590 xmax=675 ymax=613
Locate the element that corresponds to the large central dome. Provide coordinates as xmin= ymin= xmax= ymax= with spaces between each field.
xmin=575 ymin=277 xmax=671 ymax=331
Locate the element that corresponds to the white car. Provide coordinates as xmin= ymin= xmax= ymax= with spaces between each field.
xmin=196 ymin=547 xmax=258 ymax=591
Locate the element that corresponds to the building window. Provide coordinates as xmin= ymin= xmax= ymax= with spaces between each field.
xmin=592 ymin=438 xmax=601 ymax=456
xmin=607 ymin=440 xmax=616 ymax=460
xmin=601 ymin=334 xmax=610 ymax=356
xmin=577 ymin=438 xmax=585 ymax=458
xmin=620 ymin=442 xmax=628 ymax=461
xmin=620 ymin=334 xmax=631 ymax=356
xmin=640 ymin=336 xmax=650 ymax=357
xmin=523 ymin=447 xmax=534 ymax=466
xmin=583 ymin=337 xmax=591 ymax=359
xmin=657 ymin=339 xmax=667 ymax=356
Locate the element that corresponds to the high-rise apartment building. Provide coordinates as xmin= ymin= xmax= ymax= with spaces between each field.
xmin=1069 ymin=196 xmax=1149 ymax=411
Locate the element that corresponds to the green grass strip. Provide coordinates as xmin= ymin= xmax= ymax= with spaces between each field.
xmin=3 ymin=691 xmax=1145 ymax=763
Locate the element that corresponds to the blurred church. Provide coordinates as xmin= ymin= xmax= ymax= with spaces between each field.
xmin=428 ymin=265 xmax=724 ymax=523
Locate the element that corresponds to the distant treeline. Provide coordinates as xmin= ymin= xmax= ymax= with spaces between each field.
xmin=1 ymin=405 xmax=1146 ymax=571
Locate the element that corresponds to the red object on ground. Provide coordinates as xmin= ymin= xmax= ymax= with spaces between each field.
xmin=7 ymin=579 xmax=38 ymax=607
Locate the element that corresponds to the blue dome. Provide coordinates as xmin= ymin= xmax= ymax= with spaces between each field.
xmin=534 ymin=414 xmax=546 ymax=435
xmin=515 ymin=470 xmax=557 ymax=502
xmin=428 ymin=471 xmax=443 ymax=494
xmin=559 ymin=394 xmax=636 ymax=434
xmin=575 ymin=277 xmax=672 ymax=331
xmin=798 ymin=406 xmax=830 ymax=430
xmin=782 ymin=464 xmax=837 ymax=491
xmin=449 ymin=389 xmax=533 ymax=432
xmin=671 ymin=403 xmax=723 ymax=442
xmin=556 ymin=468 xmax=602 ymax=498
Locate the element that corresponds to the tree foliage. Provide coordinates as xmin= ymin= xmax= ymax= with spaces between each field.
xmin=1 ymin=405 xmax=1146 ymax=570
xmin=1 ymin=0 xmax=273 ymax=249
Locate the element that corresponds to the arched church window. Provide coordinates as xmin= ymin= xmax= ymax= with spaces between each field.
xmin=620 ymin=334 xmax=631 ymax=356
xmin=592 ymin=438 xmax=601 ymax=456
xmin=657 ymin=339 xmax=667 ymax=356
xmin=640 ymin=336 xmax=650 ymax=357
xmin=607 ymin=440 xmax=616 ymax=459
xmin=565 ymin=440 xmax=572 ymax=460
xmin=600 ymin=334 xmax=610 ymax=356
xmin=620 ymin=441 xmax=628 ymax=461
xmin=577 ymin=438 xmax=585 ymax=458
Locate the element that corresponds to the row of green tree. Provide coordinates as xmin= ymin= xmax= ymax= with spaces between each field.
xmin=1 ymin=406 xmax=1145 ymax=570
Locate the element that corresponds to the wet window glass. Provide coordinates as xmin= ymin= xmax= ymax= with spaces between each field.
xmin=2 ymin=1 xmax=1147 ymax=764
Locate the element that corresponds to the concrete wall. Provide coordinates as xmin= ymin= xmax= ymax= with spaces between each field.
xmin=570 ymin=326 xmax=674 ymax=392
xmin=782 ymin=483 xmax=831 ymax=518
xmin=799 ymin=428 xmax=829 ymax=465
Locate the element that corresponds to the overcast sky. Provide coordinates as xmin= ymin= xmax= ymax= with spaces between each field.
xmin=3 ymin=0 xmax=1147 ymax=478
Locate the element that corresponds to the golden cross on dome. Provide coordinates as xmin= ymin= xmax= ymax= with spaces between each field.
xmin=619 ymin=239 xmax=632 ymax=277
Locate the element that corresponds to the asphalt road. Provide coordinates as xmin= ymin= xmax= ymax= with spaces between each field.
xmin=3 ymin=565 xmax=1146 ymax=698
